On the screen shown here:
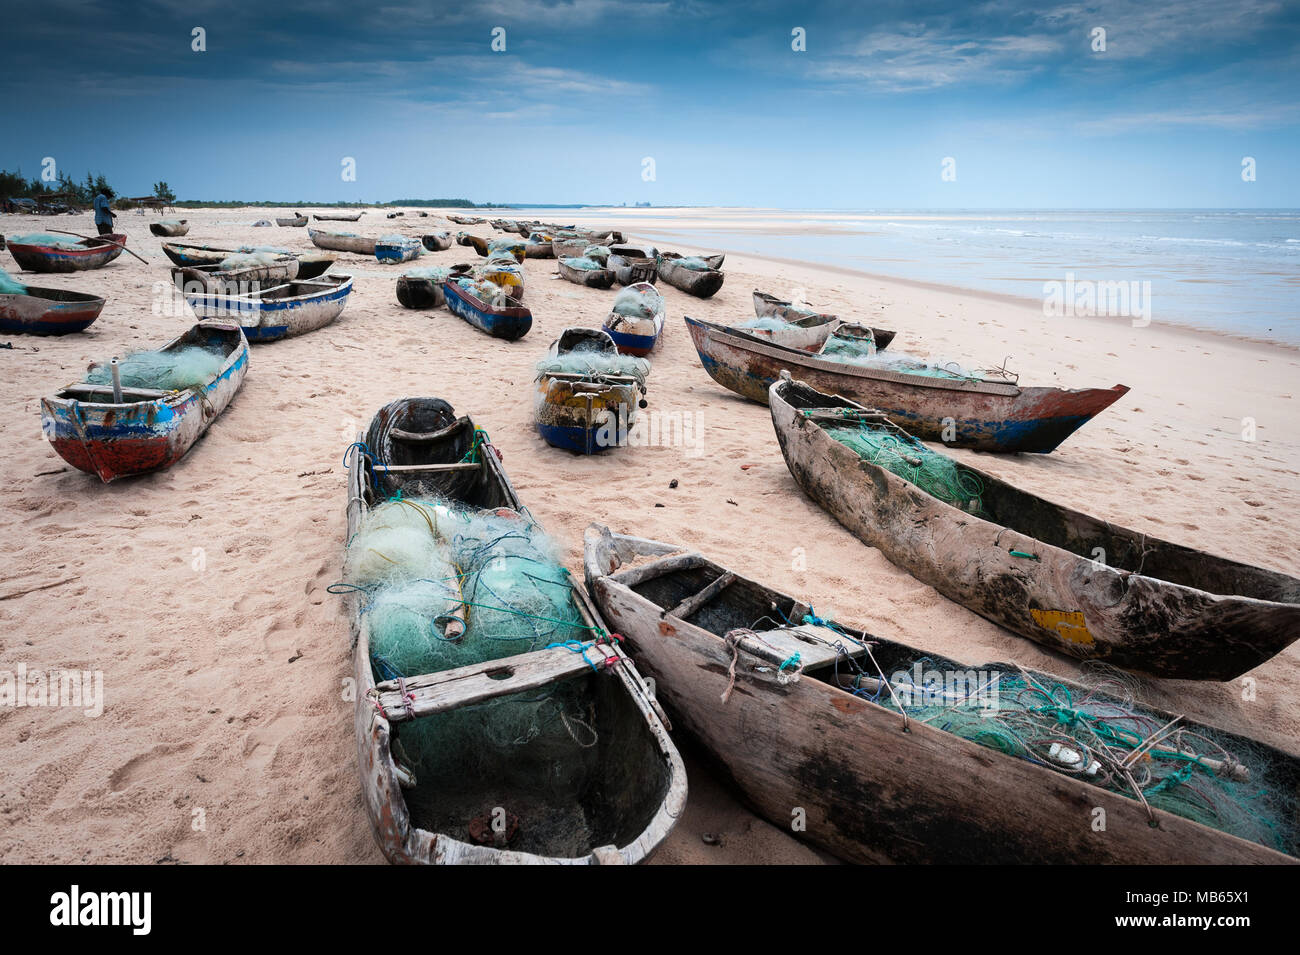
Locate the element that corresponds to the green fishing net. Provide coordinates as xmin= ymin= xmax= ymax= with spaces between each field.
xmin=562 ymin=257 xmax=604 ymax=272
xmin=404 ymin=265 xmax=450 ymax=282
xmin=675 ymin=256 xmax=712 ymax=271
xmin=536 ymin=343 xmax=650 ymax=383
xmin=219 ymin=251 xmax=285 ymax=270
xmin=10 ymin=233 xmax=83 ymax=248
xmin=612 ymin=286 xmax=660 ymax=319
xmin=84 ymin=345 xmax=226 ymax=391
xmin=0 ymin=270 xmax=28 ymax=294
xmin=735 ymin=317 xmax=789 ymax=331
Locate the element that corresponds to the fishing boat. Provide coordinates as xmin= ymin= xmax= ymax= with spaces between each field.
xmin=148 ymin=219 xmax=189 ymax=237
xmin=314 ymin=211 xmax=364 ymax=222
xmin=552 ymin=235 xmax=608 ymax=258
xmin=608 ymin=244 xmax=658 ymax=285
xmin=769 ymin=376 xmax=1300 ymax=680
xmin=557 ymin=257 xmax=615 ymax=289
xmin=181 ymin=274 xmax=354 ymax=342
xmin=309 ymin=228 xmax=377 ymax=255
xmin=447 ymin=214 xmax=484 ymax=225
xmin=459 ymin=234 xmax=491 ymax=256
xmin=7 ymin=233 xmax=127 ymax=273
xmin=375 ymin=236 xmax=423 ymax=263
xmin=0 ymin=284 xmax=106 ymax=335
xmin=583 ymin=524 xmax=1300 ymax=864
xmin=169 ymin=254 xmax=301 ymax=292
xmin=343 ymin=398 xmax=685 ymax=863
xmin=159 ymin=242 xmax=336 ymax=279
xmin=602 ymin=282 xmax=665 ymax=356
xmin=750 ymin=290 xmax=854 ymax=349
xmin=534 ymin=328 xmax=649 ymax=454
xmin=395 ymin=273 xmax=448 ymax=310
xmin=523 ymin=233 xmax=555 ymax=258
xmin=421 ymin=232 xmax=453 ymax=252
xmin=276 ymin=214 xmax=309 ymax=227
xmin=486 ymin=239 xmax=526 ymax=263
xmin=657 ymin=252 xmax=724 ymax=298
xmin=477 ymin=255 xmax=526 ymax=302
xmin=40 ymin=321 xmax=249 ymax=482
xmin=443 ymin=276 xmax=532 ymax=341
xmin=685 ymin=316 xmax=1125 ymax=452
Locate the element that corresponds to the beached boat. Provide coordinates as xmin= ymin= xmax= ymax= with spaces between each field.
xmin=40 ymin=321 xmax=248 ymax=482
xmin=375 ymin=236 xmax=423 ymax=263
xmin=769 ymin=377 xmax=1300 ymax=679
xmin=276 ymin=215 xmax=309 ymax=227
xmin=159 ymin=242 xmax=336 ymax=279
xmin=608 ymin=244 xmax=658 ymax=285
xmin=343 ymin=398 xmax=684 ymax=863
xmin=523 ymin=233 xmax=555 ymax=258
xmin=534 ymin=328 xmax=649 ymax=454
xmin=447 ymin=214 xmax=484 ymax=225
xmin=395 ymin=274 xmax=447 ymax=310
xmin=181 ymin=274 xmax=354 ymax=342
xmin=552 ymin=235 xmax=609 ymax=258
xmin=583 ymin=524 xmax=1300 ymax=864
xmin=459 ymin=234 xmax=491 ymax=257
xmin=0 ymin=284 xmax=106 ymax=335
xmin=149 ymin=219 xmax=189 ymax=237
xmin=7 ymin=233 xmax=127 ymax=273
xmin=309 ymin=228 xmax=377 ymax=255
xmin=443 ymin=277 xmax=532 ymax=341
xmin=685 ymin=317 xmax=1125 ymax=452
xmin=750 ymin=290 xmax=852 ymax=349
xmin=486 ymin=239 xmax=526 ymax=263
xmin=602 ymin=282 xmax=665 ymax=356
xmin=421 ymin=232 xmax=453 ymax=252
xmin=170 ymin=255 xmax=301 ymax=292
xmin=558 ymin=257 xmax=615 ymax=289
xmin=314 ymin=211 xmax=364 ymax=222
xmin=657 ymin=252 xmax=724 ymax=298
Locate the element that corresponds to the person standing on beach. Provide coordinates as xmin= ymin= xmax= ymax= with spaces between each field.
xmin=93 ymin=188 xmax=116 ymax=235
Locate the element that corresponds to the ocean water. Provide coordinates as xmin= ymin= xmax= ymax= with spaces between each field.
xmin=526 ymin=209 xmax=1300 ymax=347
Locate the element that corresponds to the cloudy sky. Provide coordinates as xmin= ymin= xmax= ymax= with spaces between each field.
xmin=3 ymin=0 xmax=1297 ymax=206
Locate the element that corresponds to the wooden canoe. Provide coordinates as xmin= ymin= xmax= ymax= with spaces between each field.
xmin=395 ymin=274 xmax=447 ymax=309
xmin=8 ymin=234 xmax=127 ymax=273
xmin=160 ymin=242 xmax=336 ymax=279
xmin=149 ymin=219 xmax=189 ymax=237
xmin=602 ymin=282 xmax=665 ymax=356
xmin=443 ymin=277 xmax=532 ymax=340
xmin=375 ymin=237 xmax=423 ymax=263
xmin=769 ymin=377 xmax=1300 ymax=680
xmin=608 ymin=245 xmax=658 ymax=285
xmin=657 ymin=252 xmax=724 ymax=298
xmin=447 ymin=215 xmax=483 ymax=225
xmin=582 ymin=524 xmax=1300 ymax=864
xmin=40 ymin=321 xmax=248 ymax=482
xmin=182 ymin=274 xmax=353 ymax=342
xmin=557 ymin=258 xmax=615 ymax=289
xmin=344 ymin=398 xmax=685 ymax=863
xmin=170 ymin=255 xmax=300 ymax=292
xmin=314 ymin=211 xmax=364 ymax=222
xmin=309 ymin=229 xmax=376 ymax=255
xmin=276 ymin=215 xmax=309 ymax=227
xmin=421 ymin=232 xmax=453 ymax=252
xmin=0 ymin=285 xmax=106 ymax=335
xmin=686 ymin=317 xmax=1126 ymax=452
xmin=534 ymin=328 xmax=647 ymax=453
xmin=523 ymin=234 xmax=555 ymax=258
xmin=751 ymin=290 xmax=857 ymax=350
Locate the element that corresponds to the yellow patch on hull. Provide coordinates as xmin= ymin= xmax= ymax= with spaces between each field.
xmin=1030 ymin=608 xmax=1094 ymax=645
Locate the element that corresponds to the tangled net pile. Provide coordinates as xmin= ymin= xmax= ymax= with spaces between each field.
xmin=611 ymin=285 xmax=661 ymax=319
xmin=535 ymin=339 xmax=651 ymax=383
xmin=561 ymin=256 xmax=605 ymax=272
xmin=10 ymin=233 xmax=85 ymax=248
xmin=0 ymin=269 xmax=28 ymax=294
xmin=84 ymin=345 xmax=226 ymax=391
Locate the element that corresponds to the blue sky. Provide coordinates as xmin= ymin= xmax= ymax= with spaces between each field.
xmin=3 ymin=0 xmax=1298 ymax=207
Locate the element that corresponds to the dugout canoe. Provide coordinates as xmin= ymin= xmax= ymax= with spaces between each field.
xmin=421 ymin=232 xmax=453 ymax=252
xmin=343 ymin=398 xmax=685 ymax=863
xmin=686 ymin=317 xmax=1125 ymax=452
xmin=602 ymin=282 xmax=665 ymax=356
xmin=40 ymin=321 xmax=248 ymax=482
xmin=534 ymin=328 xmax=649 ymax=454
xmin=443 ymin=276 xmax=532 ymax=341
xmin=608 ymin=245 xmax=658 ymax=285
xmin=523 ymin=233 xmax=555 ymax=258
xmin=309 ymin=228 xmax=377 ymax=255
xmin=182 ymin=274 xmax=354 ymax=342
xmin=448 ymin=215 xmax=483 ymax=225
xmin=159 ymin=242 xmax=336 ymax=279
xmin=0 ymin=284 xmax=106 ymax=335
xmin=277 ymin=215 xmax=309 ymax=227
xmin=558 ymin=258 xmax=615 ymax=290
xmin=751 ymin=290 xmax=853 ymax=350
xmin=769 ymin=377 xmax=1300 ymax=680
xmin=314 ymin=211 xmax=364 ymax=222
xmin=149 ymin=219 xmax=189 ymax=237
xmin=582 ymin=524 xmax=1300 ymax=864
xmin=657 ymin=251 xmax=724 ymax=298
xmin=375 ymin=236 xmax=423 ymax=263
xmin=170 ymin=254 xmax=301 ymax=291
xmin=395 ymin=274 xmax=447 ymax=310
xmin=7 ymin=234 xmax=127 ymax=273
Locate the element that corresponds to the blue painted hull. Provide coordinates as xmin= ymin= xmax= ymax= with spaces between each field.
xmin=606 ymin=328 xmax=657 ymax=356
xmin=443 ymin=281 xmax=532 ymax=341
xmin=536 ymin=422 xmax=627 ymax=454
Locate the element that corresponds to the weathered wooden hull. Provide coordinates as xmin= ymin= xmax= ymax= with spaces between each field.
xmin=170 ymin=257 xmax=300 ymax=291
xmin=608 ymin=247 xmax=658 ymax=285
xmin=769 ymin=378 xmax=1300 ymax=680
xmin=557 ymin=259 xmax=615 ymax=289
xmin=314 ymin=212 xmax=363 ymax=222
xmin=183 ymin=275 xmax=353 ymax=342
xmin=657 ymin=255 xmax=724 ymax=298
xmin=0 ymin=286 xmax=106 ymax=335
xmin=523 ymin=239 xmax=555 ymax=258
xmin=582 ymin=526 xmax=1299 ymax=864
xmin=447 ymin=215 xmax=483 ymax=225
xmin=40 ymin=322 xmax=248 ymax=482
xmin=8 ymin=234 xmax=127 ymax=273
xmin=602 ymin=282 xmax=665 ymax=356
xmin=687 ymin=317 xmax=1127 ymax=453
xmin=443 ymin=279 xmax=532 ymax=340
xmin=395 ymin=276 xmax=446 ymax=309
xmin=534 ymin=377 xmax=638 ymax=454
xmin=276 ymin=216 xmax=309 ymax=227
xmin=750 ymin=291 xmax=854 ymax=349
xmin=160 ymin=243 xmax=335 ymax=279
xmin=308 ymin=229 xmax=376 ymax=255
xmin=346 ymin=399 xmax=685 ymax=863
xmin=421 ymin=233 xmax=453 ymax=252
xmin=149 ymin=221 xmax=189 ymax=237
xmin=375 ymin=238 xmax=422 ymax=263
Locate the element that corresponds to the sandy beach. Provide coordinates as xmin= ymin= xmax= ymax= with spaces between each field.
xmin=1 ymin=206 xmax=1296 ymax=865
